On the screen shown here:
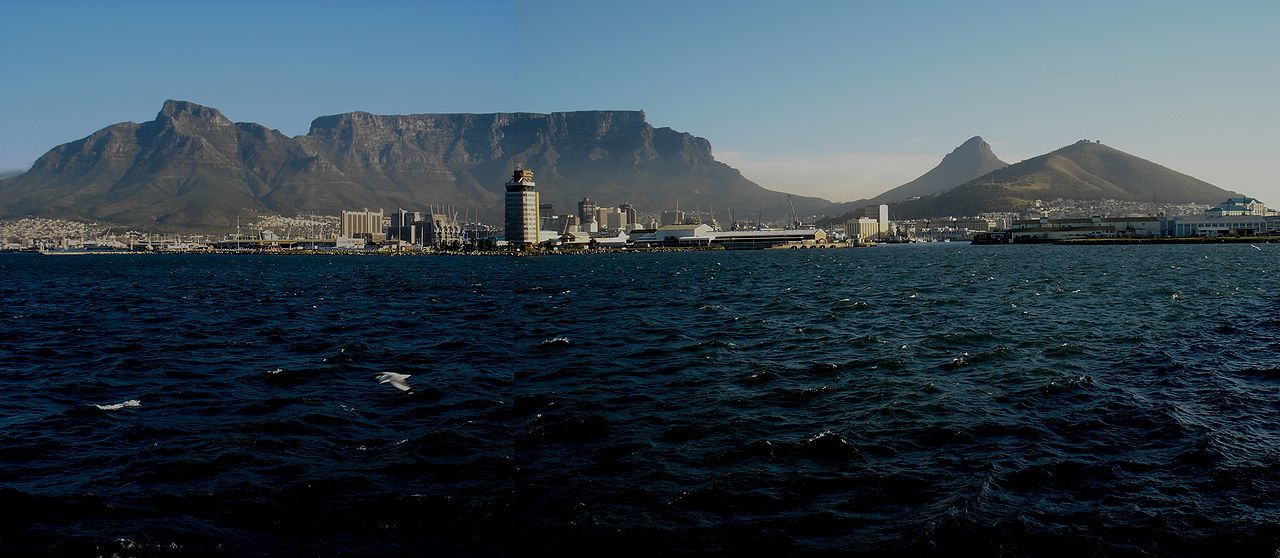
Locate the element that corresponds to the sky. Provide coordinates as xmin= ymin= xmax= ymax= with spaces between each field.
xmin=1 ymin=0 xmax=1276 ymax=203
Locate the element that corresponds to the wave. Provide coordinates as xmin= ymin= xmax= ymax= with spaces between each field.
xmin=94 ymin=399 xmax=140 ymax=411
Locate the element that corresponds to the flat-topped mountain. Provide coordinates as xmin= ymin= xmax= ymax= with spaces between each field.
xmin=867 ymin=136 xmax=1008 ymax=205
xmin=0 ymin=101 xmax=836 ymax=230
xmin=892 ymin=140 xmax=1238 ymax=217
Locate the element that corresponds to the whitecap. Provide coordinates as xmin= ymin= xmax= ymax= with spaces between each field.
xmin=95 ymin=399 xmax=141 ymax=411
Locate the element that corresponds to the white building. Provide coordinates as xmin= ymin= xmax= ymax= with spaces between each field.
xmin=843 ymin=205 xmax=891 ymax=241
xmin=1010 ymin=216 xmax=1162 ymax=239
xmin=653 ymin=223 xmax=713 ymax=244
xmin=845 ymin=217 xmax=881 ymax=242
xmin=1169 ymin=216 xmax=1268 ymax=237
xmin=868 ymin=204 xmax=890 ymax=233
xmin=593 ymin=230 xmax=630 ymax=248
xmin=340 ymin=208 xmax=385 ymax=240
xmin=1163 ymin=197 xmax=1274 ymax=236
xmin=1205 ymin=197 xmax=1268 ymax=217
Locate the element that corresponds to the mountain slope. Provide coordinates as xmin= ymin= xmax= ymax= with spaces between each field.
xmin=867 ymin=136 xmax=1007 ymax=205
xmin=893 ymin=140 xmax=1237 ymax=217
xmin=0 ymin=100 xmax=837 ymax=230
xmin=817 ymin=136 xmax=1008 ymax=225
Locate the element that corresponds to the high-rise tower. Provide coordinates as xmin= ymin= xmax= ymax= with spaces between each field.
xmin=504 ymin=167 xmax=539 ymax=249
xmin=577 ymin=196 xmax=597 ymax=225
xmin=619 ymin=203 xmax=638 ymax=230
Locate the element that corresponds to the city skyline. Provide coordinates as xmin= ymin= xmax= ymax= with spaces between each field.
xmin=1 ymin=0 xmax=1276 ymax=204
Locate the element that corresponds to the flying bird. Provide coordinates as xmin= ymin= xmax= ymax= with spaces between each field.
xmin=376 ymin=372 xmax=412 ymax=392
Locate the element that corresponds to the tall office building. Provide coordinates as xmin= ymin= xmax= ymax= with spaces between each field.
xmin=595 ymin=207 xmax=614 ymax=228
xmin=619 ymin=203 xmax=638 ymax=228
xmin=605 ymin=209 xmax=629 ymax=231
xmin=505 ymin=168 xmax=539 ymax=249
xmin=577 ymin=197 xmax=597 ymax=224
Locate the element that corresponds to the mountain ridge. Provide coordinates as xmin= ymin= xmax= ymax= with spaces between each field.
xmin=0 ymin=100 xmax=837 ymax=230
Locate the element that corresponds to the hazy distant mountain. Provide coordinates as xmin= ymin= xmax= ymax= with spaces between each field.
xmin=0 ymin=169 xmax=23 ymax=179
xmin=0 ymin=100 xmax=837 ymax=230
xmin=893 ymin=140 xmax=1237 ymax=218
xmin=817 ymin=136 xmax=1009 ymax=225
xmin=866 ymin=136 xmax=1007 ymax=205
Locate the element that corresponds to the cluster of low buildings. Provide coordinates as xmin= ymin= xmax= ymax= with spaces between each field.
xmin=1005 ymin=197 xmax=1277 ymax=241
xmin=331 ymin=207 xmax=496 ymax=250
xmin=843 ymin=197 xmax=1279 ymax=244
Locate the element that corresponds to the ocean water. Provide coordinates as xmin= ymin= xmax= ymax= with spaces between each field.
xmin=1 ymin=245 xmax=1278 ymax=556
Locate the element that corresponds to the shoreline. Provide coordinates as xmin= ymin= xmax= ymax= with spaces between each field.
xmin=1054 ymin=236 xmax=1280 ymax=245
xmin=4 ymin=237 xmax=1277 ymax=255
xmin=5 ymin=246 xmax=826 ymax=257
xmin=5 ymin=242 xmax=875 ymax=257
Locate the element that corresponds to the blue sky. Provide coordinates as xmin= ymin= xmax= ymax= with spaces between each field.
xmin=1 ymin=0 xmax=1276 ymax=202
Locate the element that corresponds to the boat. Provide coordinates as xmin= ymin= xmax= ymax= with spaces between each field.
xmin=970 ymin=231 xmax=1013 ymax=245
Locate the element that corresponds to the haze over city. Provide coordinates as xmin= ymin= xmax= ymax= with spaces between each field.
xmin=1 ymin=0 xmax=1276 ymax=203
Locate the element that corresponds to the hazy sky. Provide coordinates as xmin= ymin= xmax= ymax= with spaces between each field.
xmin=1 ymin=0 xmax=1276 ymax=203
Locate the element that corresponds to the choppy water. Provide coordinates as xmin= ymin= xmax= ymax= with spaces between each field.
xmin=2 ymin=245 xmax=1279 ymax=556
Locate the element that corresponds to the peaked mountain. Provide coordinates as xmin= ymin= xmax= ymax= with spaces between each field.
xmin=0 ymin=100 xmax=836 ymax=230
xmin=816 ymin=136 xmax=1009 ymax=226
xmin=866 ymin=136 xmax=1007 ymax=205
xmin=893 ymin=140 xmax=1238 ymax=218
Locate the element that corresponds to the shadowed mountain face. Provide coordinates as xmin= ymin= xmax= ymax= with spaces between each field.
xmin=866 ymin=136 xmax=1008 ymax=205
xmin=0 ymin=101 xmax=835 ymax=230
xmin=893 ymin=140 xmax=1238 ymax=218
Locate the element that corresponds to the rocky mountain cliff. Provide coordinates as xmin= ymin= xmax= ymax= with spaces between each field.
xmin=893 ymin=140 xmax=1238 ymax=218
xmin=0 ymin=101 xmax=836 ymax=230
xmin=866 ymin=136 xmax=1008 ymax=205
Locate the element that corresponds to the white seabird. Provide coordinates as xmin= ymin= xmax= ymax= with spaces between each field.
xmin=376 ymin=372 xmax=412 ymax=392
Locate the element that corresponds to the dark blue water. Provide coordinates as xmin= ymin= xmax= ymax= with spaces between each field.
xmin=2 ymin=246 xmax=1279 ymax=556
